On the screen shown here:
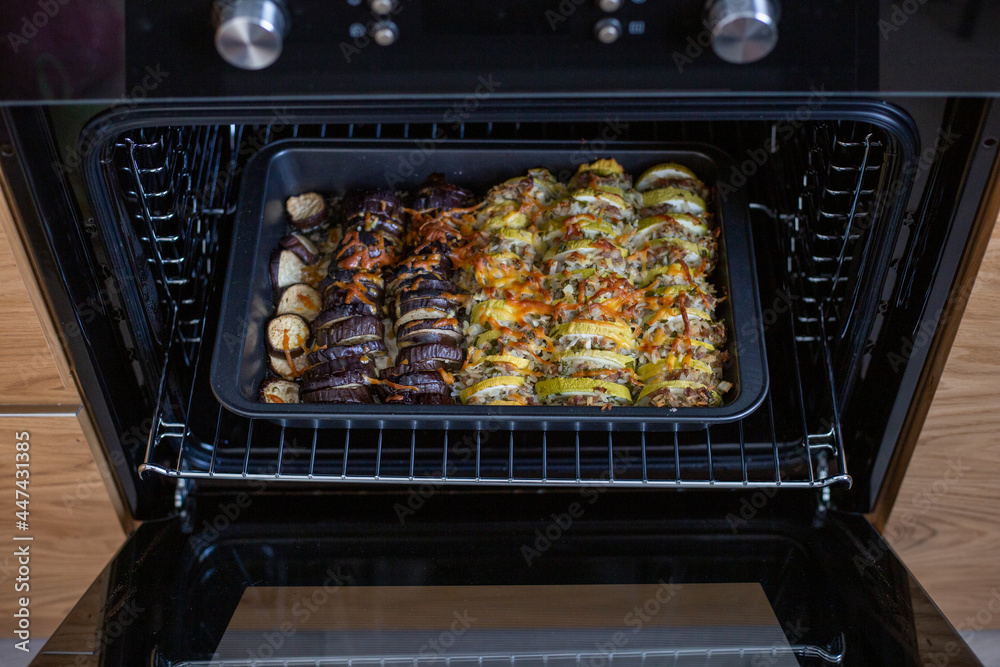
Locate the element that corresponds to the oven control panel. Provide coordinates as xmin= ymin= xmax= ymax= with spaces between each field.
xmin=123 ymin=0 xmax=875 ymax=97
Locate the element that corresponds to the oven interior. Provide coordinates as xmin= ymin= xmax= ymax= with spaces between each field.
xmin=65 ymin=102 xmax=924 ymax=509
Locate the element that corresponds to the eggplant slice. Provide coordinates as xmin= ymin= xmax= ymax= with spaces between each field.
xmin=259 ymin=379 xmax=300 ymax=404
xmin=279 ymin=233 xmax=321 ymax=264
xmin=276 ymin=284 xmax=323 ymax=322
xmin=301 ymin=386 xmax=375 ymax=404
xmin=269 ymin=249 xmax=308 ymax=290
xmin=396 ymin=343 xmax=465 ymax=369
xmin=307 ymin=339 xmax=387 ymax=364
xmin=413 ymin=173 xmax=476 ymax=212
xmin=286 ymin=192 xmax=328 ymax=231
xmin=266 ymin=314 xmax=311 ymax=357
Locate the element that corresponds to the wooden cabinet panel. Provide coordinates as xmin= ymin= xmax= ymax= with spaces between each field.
xmin=0 ymin=192 xmax=79 ymax=408
xmin=0 ymin=417 xmax=125 ymax=643
xmin=887 ymin=213 xmax=1000 ymax=631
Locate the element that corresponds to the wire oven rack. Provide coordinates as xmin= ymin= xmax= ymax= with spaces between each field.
xmin=112 ymin=119 xmax=880 ymax=490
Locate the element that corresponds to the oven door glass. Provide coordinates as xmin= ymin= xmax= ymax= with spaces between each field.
xmin=32 ymin=494 xmax=980 ymax=666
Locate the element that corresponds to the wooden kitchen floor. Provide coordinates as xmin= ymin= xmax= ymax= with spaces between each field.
xmin=887 ymin=211 xmax=1000 ymax=635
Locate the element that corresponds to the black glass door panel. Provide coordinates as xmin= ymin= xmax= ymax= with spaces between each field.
xmin=30 ymin=493 xmax=981 ymax=666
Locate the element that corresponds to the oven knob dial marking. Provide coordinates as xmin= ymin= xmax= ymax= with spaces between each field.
xmin=214 ymin=0 xmax=289 ymax=70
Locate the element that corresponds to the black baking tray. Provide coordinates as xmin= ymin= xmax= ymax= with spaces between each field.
xmin=211 ymin=140 xmax=768 ymax=430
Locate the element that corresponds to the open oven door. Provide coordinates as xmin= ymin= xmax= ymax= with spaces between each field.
xmin=27 ymin=493 xmax=982 ymax=666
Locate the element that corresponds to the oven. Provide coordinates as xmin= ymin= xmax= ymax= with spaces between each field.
xmin=1 ymin=0 xmax=999 ymax=664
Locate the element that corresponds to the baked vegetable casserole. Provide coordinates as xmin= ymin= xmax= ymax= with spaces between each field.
xmin=259 ymin=159 xmax=731 ymax=409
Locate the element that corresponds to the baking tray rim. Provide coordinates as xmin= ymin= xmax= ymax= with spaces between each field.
xmin=210 ymin=138 xmax=769 ymax=430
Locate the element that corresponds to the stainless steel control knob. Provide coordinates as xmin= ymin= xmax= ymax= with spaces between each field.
xmin=214 ymin=0 xmax=289 ymax=70
xmin=594 ymin=18 xmax=623 ymax=44
xmin=369 ymin=0 xmax=398 ymax=15
xmin=705 ymin=0 xmax=779 ymax=64
xmin=371 ymin=20 xmax=400 ymax=46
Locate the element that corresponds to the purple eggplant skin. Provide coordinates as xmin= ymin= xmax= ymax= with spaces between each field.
xmin=313 ymin=303 xmax=381 ymax=328
xmin=312 ymin=312 xmax=383 ymax=337
xmin=302 ymin=356 xmax=378 ymax=379
xmin=375 ymin=374 xmax=450 ymax=402
xmin=345 ymin=213 xmax=406 ymax=238
xmin=270 ymin=248 xmax=308 ymax=290
xmin=397 ymin=331 xmax=463 ymax=349
xmin=395 ymin=287 xmax=463 ymax=305
xmin=286 ymin=192 xmax=328 ymax=231
xmin=392 ymin=254 xmax=453 ymax=276
xmin=390 ymin=277 xmax=456 ymax=296
xmin=412 ymin=174 xmax=476 ymax=212
xmin=324 ymin=268 xmax=386 ymax=289
xmin=313 ymin=317 xmax=385 ymax=348
xmin=342 ymin=188 xmax=405 ymax=223
xmin=395 ymin=343 xmax=465 ymax=369
xmin=322 ymin=285 xmax=385 ymax=310
xmin=387 ymin=274 xmax=454 ymax=296
xmin=395 ymin=317 xmax=462 ymax=338
xmin=301 ymin=386 xmax=375 ymax=404
xmin=384 ymin=390 xmax=456 ymax=406
xmin=300 ymin=369 xmax=374 ymax=393
xmin=279 ymin=234 xmax=320 ymax=264
xmin=395 ymin=296 xmax=458 ymax=317
xmin=334 ymin=238 xmax=396 ymax=265
xmin=409 ymin=239 xmax=458 ymax=256
xmin=307 ymin=339 xmax=387 ymax=365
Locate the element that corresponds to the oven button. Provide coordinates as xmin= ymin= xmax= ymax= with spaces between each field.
xmin=594 ymin=18 xmax=623 ymax=44
xmin=597 ymin=0 xmax=623 ymax=12
xmin=371 ymin=20 xmax=400 ymax=46
xmin=369 ymin=0 xmax=397 ymax=15
xmin=705 ymin=0 xmax=779 ymax=64
xmin=214 ymin=0 xmax=289 ymax=70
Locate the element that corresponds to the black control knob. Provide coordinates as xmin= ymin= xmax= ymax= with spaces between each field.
xmin=214 ymin=0 xmax=289 ymax=70
xmin=705 ymin=0 xmax=779 ymax=64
